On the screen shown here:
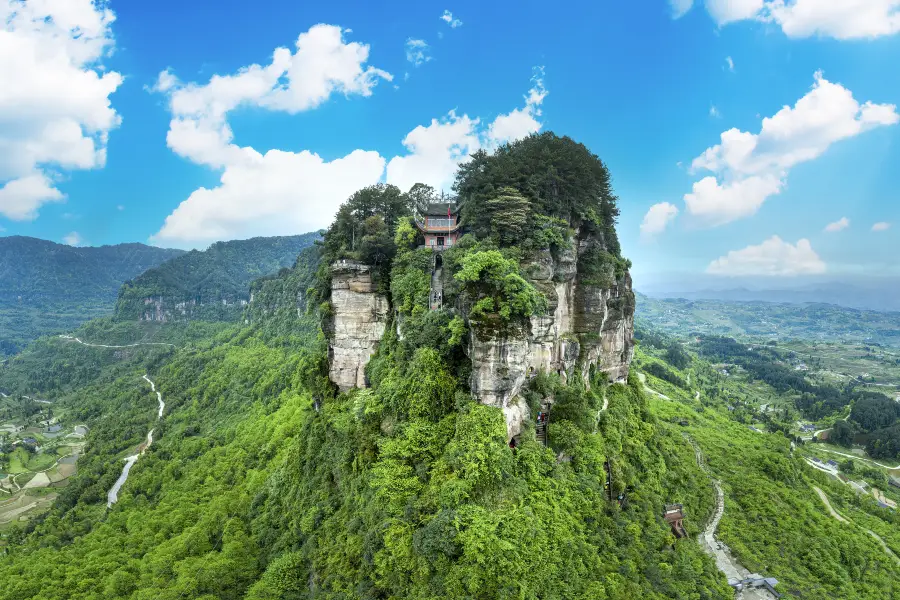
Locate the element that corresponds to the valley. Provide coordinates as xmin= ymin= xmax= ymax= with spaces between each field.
xmin=1 ymin=135 xmax=899 ymax=599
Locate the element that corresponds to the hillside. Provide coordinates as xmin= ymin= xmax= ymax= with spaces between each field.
xmin=637 ymin=293 xmax=900 ymax=348
xmin=2 ymin=133 xmax=897 ymax=599
xmin=0 ymin=237 xmax=184 ymax=355
xmin=114 ymin=233 xmax=320 ymax=322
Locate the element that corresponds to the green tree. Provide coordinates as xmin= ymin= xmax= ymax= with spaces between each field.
xmin=454 ymin=250 xmax=546 ymax=325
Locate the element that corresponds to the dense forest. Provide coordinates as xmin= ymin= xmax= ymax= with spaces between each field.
xmin=115 ymin=233 xmax=320 ymax=321
xmin=0 ymin=237 xmax=183 ymax=354
xmin=2 ymin=133 xmax=898 ymax=598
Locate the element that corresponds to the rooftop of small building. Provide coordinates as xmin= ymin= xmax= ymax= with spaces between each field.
xmin=421 ymin=200 xmax=462 ymax=216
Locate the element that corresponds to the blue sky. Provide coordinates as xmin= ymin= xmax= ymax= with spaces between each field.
xmin=1 ymin=0 xmax=899 ymax=290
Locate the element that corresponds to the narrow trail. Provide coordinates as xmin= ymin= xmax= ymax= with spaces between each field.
xmin=59 ymin=334 xmax=175 ymax=349
xmin=813 ymin=485 xmax=900 ymax=566
xmin=106 ymin=375 xmax=164 ymax=508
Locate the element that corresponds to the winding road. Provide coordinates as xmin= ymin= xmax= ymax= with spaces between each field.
xmin=59 ymin=335 xmax=175 ymax=349
xmin=813 ymin=485 xmax=900 ymax=566
xmin=106 ymin=375 xmax=165 ymax=508
xmin=686 ymin=435 xmax=778 ymax=598
xmin=816 ymin=447 xmax=900 ymax=471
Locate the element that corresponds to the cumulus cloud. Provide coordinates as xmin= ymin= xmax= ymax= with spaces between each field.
xmin=440 ymin=10 xmax=463 ymax=28
xmin=63 ymin=231 xmax=82 ymax=246
xmin=386 ymin=69 xmax=547 ymax=194
xmin=151 ymin=25 xmax=392 ymax=246
xmin=487 ymin=68 xmax=547 ymax=146
xmin=824 ymin=217 xmax=849 ymax=232
xmin=385 ymin=112 xmax=481 ymax=194
xmin=684 ymin=72 xmax=898 ymax=227
xmin=726 ymin=56 xmax=735 ymax=71
xmin=670 ymin=0 xmax=695 ymax=18
xmin=674 ymin=0 xmax=900 ymax=40
xmin=872 ymin=221 xmax=891 ymax=231
xmin=152 ymin=28 xmax=545 ymax=247
xmin=707 ymin=236 xmax=826 ymax=276
xmin=640 ymin=202 xmax=679 ymax=237
xmin=0 ymin=0 xmax=123 ymax=221
xmin=405 ymin=39 xmax=431 ymax=66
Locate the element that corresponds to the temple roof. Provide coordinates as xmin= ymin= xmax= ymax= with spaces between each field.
xmin=421 ymin=201 xmax=461 ymax=216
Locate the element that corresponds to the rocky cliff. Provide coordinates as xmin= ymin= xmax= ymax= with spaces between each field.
xmin=467 ymin=232 xmax=634 ymax=439
xmin=328 ymin=260 xmax=390 ymax=392
xmin=327 ymin=235 xmax=634 ymax=439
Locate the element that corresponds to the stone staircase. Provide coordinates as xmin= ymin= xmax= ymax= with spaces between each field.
xmin=536 ymin=413 xmax=548 ymax=446
xmin=430 ymin=260 xmax=443 ymax=311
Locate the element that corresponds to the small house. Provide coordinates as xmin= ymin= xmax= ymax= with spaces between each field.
xmin=416 ymin=201 xmax=462 ymax=249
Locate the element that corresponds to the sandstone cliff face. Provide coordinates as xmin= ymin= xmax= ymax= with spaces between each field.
xmin=467 ymin=232 xmax=635 ymax=438
xmin=325 ymin=238 xmax=634 ymax=441
xmin=137 ymin=297 xmax=248 ymax=322
xmin=328 ymin=261 xmax=389 ymax=392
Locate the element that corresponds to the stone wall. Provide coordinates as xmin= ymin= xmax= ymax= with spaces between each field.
xmin=328 ymin=260 xmax=389 ymax=392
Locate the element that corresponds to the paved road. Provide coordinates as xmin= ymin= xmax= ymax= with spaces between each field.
xmin=60 ymin=334 xmax=175 ymax=349
xmin=816 ymin=447 xmax=900 ymax=471
xmin=813 ymin=486 xmax=847 ymax=523
xmin=106 ymin=376 xmax=164 ymax=508
xmin=813 ymin=485 xmax=899 ymax=565
xmin=637 ymin=372 xmax=671 ymax=400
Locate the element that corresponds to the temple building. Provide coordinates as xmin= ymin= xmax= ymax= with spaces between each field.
xmin=416 ymin=201 xmax=462 ymax=249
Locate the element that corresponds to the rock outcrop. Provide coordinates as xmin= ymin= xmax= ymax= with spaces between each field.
xmin=467 ymin=232 xmax=635 ymax=439
xmin=328 ymin=260 xmax=389 ymax=392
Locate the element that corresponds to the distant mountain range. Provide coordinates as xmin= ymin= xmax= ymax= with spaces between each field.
xmin=636 ymin=292 xmax=900 ymax=347
xmin=115 ymin=233 xmax=321 ymax=322
xmin=639 ymin=277 xmax=900 ymax=313
xmin=0 ymin=236 xmax=185 ymax=355
xmin=0 ymin=233 xmax=320 ymax=354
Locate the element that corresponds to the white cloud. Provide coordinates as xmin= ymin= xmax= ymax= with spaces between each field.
xmin=705 ymin=0 xmax=766 ymax=24
xmin=386 ymin=69 xmax=548 ymax=194
xmin=63 ymin=231 xmax=82 ymax=246
xmin=386 ymin=112 xmax=480 ymax=194
xmin=872 ymin=221 xmax=891 ymax=231
xmin=440 ymin=10 xmax=463 ymax=28
xmin=707 ymin=236 xmax=826 ymax=276
xmin=152 ymin=27 xmax=543 ymax=247
xmin=670 ymin=0 xmax=695 ymax=18
xmin=151 ymin=25 xmax=394 ymax=246
xmin=405 ymin=39 xmax=431 ymax=67
xmin=677 ymin=0 xmax=900 ymax=40
xmin=640 ymin=202 xmax=679 ymax=237
xmin=726 ymin=56 xmax=735 ymax=71
xmin=709 ymin=105 xmax=722 ymax=118
xmin=0 ymin=0 xmax=123 ymax=221
xmin=685 ymin=72 xmax=898 ymax=226
xmin=824 ymin=216 xmax=849 ymax=232
xmin=487 ymin=67 xmax=547 ymax=146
